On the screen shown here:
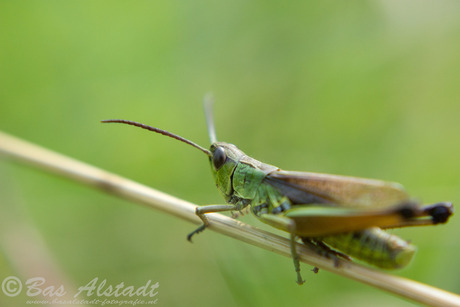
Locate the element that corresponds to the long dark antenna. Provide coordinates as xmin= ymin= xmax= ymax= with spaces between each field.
xmin=203 ymin=93 xmax=217 ymax=144
xmin=101 ymin=119 xmax=211 ymax=156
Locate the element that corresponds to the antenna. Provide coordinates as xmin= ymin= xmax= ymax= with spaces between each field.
xmin=204 ymin=93 xmax=217 ymax=144
xmin=101 ymin=119 xmax=211 ymax=156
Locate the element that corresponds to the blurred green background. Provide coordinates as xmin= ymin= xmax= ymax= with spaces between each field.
xmin=1 ymin=1 xmax=459 ymax=306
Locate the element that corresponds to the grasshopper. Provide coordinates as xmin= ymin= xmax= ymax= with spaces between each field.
xmin=102 ymin=98 xmax=453 ymax=285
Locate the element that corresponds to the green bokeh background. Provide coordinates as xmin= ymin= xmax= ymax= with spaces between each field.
xmin=1 ymin=1 xmax=459 ymax=306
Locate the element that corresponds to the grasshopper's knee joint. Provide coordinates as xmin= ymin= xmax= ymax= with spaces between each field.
xmin=195 ymin=207 xmax=204 ymax=216
xmin=429 ymin=202 xmax=454 ymax=224
xmin=285 ymin=220 xmax=297 ymax=236
xmin=195 ymin=207 xmax=210 ymax=226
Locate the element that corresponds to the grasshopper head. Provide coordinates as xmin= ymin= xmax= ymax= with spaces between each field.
xmin=102 ymin=95 xmax=242 ymax=200
xmin=209 ymin=142 xmax=246 ymax=200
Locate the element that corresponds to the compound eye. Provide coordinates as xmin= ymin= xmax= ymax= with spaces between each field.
xmin=212 ymin=147 xmax=227 ymax=170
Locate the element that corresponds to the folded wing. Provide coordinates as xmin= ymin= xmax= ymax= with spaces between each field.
xmin=265 ymin=170 xmax=411 ymax=208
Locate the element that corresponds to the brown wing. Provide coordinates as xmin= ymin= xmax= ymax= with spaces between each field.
xmin=265 ymin=170 xmax=411 ymax=208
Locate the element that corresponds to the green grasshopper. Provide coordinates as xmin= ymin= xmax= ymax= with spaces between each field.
xmin=102 ymin=99 xmax=453 ymax=285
